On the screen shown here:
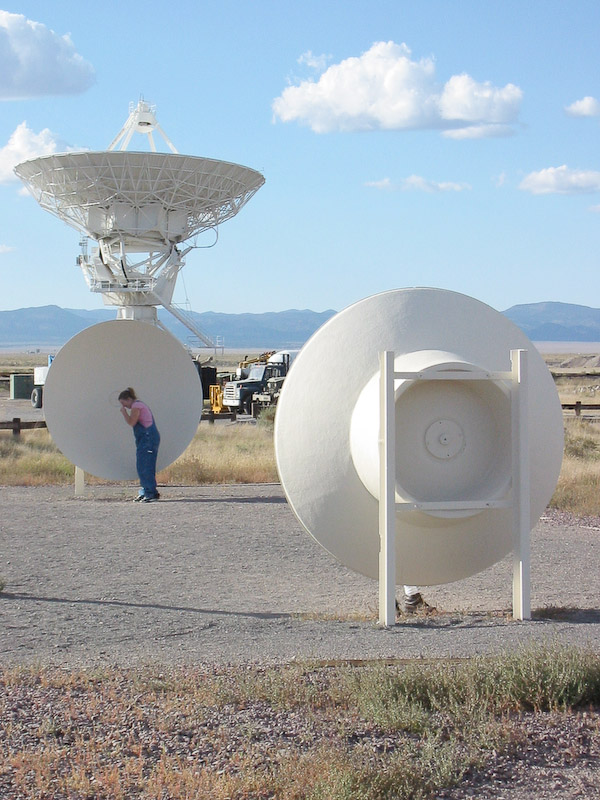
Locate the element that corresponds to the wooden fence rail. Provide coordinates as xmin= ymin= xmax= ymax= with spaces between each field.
xmin=1 ymin=402 xmax=599 ymax=437
xmin=0 ymin=413 xmax=233 ymax=436
xmin=561 ymin=402 xmax=600 ymax=417
xmin=0 ymin=418 xmax=48 ymax=436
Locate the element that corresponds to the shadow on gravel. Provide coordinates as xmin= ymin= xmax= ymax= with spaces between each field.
xmin=72 ymin=495 xmax=288 ymax=505
xmin=533 ymin=607 xmax=600 ymax=623
xmin=395 ymin=608 xmax=600 ymax=627
xmin=161 ymin=495 xmax=288 ymax=505
xmin=1 ymin=592 xmax=290 ymax=621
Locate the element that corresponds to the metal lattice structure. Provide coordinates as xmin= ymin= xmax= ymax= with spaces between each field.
xmin=14 ymin=151 xmax=265 ymax=247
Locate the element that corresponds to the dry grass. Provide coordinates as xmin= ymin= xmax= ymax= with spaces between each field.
xmin=2 ymin=411 xmax=600 ymax=516
xmin=3 ymin=353 xmax=600 ymax=516
xmin=0 ymin=421 xmax=278 ymax=486
xmin=549 ymin=418 xmax=600 ymax=514
xmin=0 ymin=645 xmax=598 ymax=799
xmin=553 ymin=374 xmax=600 ymax=405
xmin=0 ymin=429 xmax=73 ymax=485
xmin=158 ymin=420 xmax=278 ymax=485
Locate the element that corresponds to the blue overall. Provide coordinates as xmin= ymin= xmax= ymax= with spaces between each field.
xmin=133 ymin=418 xmax=160 ymax=498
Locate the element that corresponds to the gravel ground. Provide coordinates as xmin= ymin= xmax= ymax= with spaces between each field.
xmin=0 ymin=483 xmax=599 ymax=666
xmin=1 ymin=396 xmax=600 ymax=797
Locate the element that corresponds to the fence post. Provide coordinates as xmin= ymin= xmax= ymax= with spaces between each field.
xmin=575 ymin=401 xmax=581 ymax=417
xmin=11 ymin=417 xmax=21 ymax=437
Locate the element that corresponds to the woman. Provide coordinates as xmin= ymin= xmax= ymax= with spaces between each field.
xmin=118 ymin=387 xmax=161 ymax=502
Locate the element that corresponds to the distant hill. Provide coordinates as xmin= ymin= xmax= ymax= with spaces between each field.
xmin=0 ymin=305 xmax=336 ymax=349
xmin=2 ymin=300 xmax=600 ymax=349
xmin=502 ymin=302 xmax=600 ymax=342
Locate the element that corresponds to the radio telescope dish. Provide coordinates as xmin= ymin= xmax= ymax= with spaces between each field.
xmin=275 ymin=288 xmax=564 ymax=587
xmin=14 ymin=100 xmax=265 ymax=345
xmin=13 ymin=150 xmax=265 ymax=246
xmin=43 ymin=320 xmax=203 ymax=481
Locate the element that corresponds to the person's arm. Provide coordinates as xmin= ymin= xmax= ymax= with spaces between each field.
xmin=120 ymin=406 xmax=141 ymax=426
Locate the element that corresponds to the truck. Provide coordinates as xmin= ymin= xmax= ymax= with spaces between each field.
xmin=30 ymin=359 xmax=53 ymax=408
xmin=222 ymin=350 xmax=299 ymax=414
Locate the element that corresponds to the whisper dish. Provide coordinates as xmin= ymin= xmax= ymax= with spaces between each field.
xmin=275 ymin=288 xmax=563 ymax=591
xmin=43 ymin=320 xmax=202 ymax=480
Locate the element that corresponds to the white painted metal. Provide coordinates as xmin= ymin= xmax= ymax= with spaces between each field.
xmin=378 ymin=351 xmax=396 ymax=626
xmin=14 ymin=151 xmax=264 ymax=246
xmin=511 ymin=349 xmax=531 ymax=620
xmin=43 ymin=320 xmax=203 ymax=480
xmin=377 ymin=346 xmax=532 ymax=621
xmin=275 ymin=288 xmax=563 ymax=589
xmin=108 ymin=100 xmax=178 ymax=153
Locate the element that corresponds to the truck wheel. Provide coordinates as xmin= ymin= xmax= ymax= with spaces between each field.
xmin=31 ymin=387 xmax=43 ymax=408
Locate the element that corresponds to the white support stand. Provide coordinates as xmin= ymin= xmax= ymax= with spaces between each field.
xmin=511 ymin=349 xmax=531 ymax=620
xmin=378 ymin=348 xmax=531 ymax=625
xmin=74 ymin=466 xmax=85 ymax=496
xmin=378 ymin=351 xmax=396 ymax=626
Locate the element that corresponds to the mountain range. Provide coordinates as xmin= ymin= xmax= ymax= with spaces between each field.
xmin=1 ymin=301 xmax=600 ymax=349
xmin=0 ymin=305 xmax=336 ymax=349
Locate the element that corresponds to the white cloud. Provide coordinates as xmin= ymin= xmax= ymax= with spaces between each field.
xmin=273 ymin=41 xmax=522 ymax=137
xmin=400 ymin=175 xmax=471 ymax=192
xmin=519 ymin=165 xmax=600 ymax=195
xmin=0 ymin=244 xmax=15 ymax=253
xmin=0 ymin=121 xmax=65 ymax=183
xmin=438 ymin=74 xmax=521 ymax=123
xmin=297 ymin=50 xmax=331 ymax=72
xmin=565 ymin=96 xmax=600 ymax=117
xmin=365 ymin=177 xmax=393 ymax=190
xmin=0 ymin=10 xmax=95 ymax=99
xmin=365 ymin=175 xmax=470 ymax=192
xmin=443 ymin=123 xmax=515 ymax=139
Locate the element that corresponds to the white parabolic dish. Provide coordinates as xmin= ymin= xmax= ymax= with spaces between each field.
xmin=14 ymin=151 xmax=265 ymax=244
xmin=275 ymin=288 xmax=564 ymax=586
xmin=43 ymin=320 xmax=203 ymax=480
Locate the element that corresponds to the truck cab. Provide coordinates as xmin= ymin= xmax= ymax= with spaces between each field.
xmin=223 ymin=361 xmax=288 ymax=414
xmin=222 ymin=350 xmax=299 ymax=414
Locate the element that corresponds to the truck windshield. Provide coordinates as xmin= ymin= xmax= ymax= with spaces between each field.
xmin=247 ymin=365 xmax=266 ymax=380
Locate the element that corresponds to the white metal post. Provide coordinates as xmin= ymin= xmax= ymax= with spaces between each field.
xmin=379 ymin=351 xmax=397 ymax=626
xmin=511 ymin=349 xmax=531 ymax=620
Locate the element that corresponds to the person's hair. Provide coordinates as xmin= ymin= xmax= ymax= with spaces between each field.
xmin=118 ymin=387 xmax=137 ymax=401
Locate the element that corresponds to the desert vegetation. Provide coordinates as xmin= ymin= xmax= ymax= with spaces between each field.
xmin=0 ymin=417 xmax=279 ymax=487
xmin=0 ymin=643 xmax=598 ymax=799
xmin=4 ymin=356 xmax=600 ymax=515
xmin=1 ymin=357 xmax=599 ymax=797
xmin=3 ymin=352 xmax=600 ymax=512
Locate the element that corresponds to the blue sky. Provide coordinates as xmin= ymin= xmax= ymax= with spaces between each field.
xmin=1 ymin=0 xmax=599 ymax=315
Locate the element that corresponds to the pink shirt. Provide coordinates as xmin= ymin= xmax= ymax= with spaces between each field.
xmin=132 ymin=400 xmax=153 ymax=427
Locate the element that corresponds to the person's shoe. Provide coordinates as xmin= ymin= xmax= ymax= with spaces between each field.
xmin=134 ymin=494 xmax=146 ymax=502
xmin=403 ymin=592 xmax=435 ymax=614
xmin=141 ymin=492 xmax=160 ymax=503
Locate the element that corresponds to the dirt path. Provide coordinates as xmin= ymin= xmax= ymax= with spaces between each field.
xmin=1 ymin=483 xmax=599 ymax=667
